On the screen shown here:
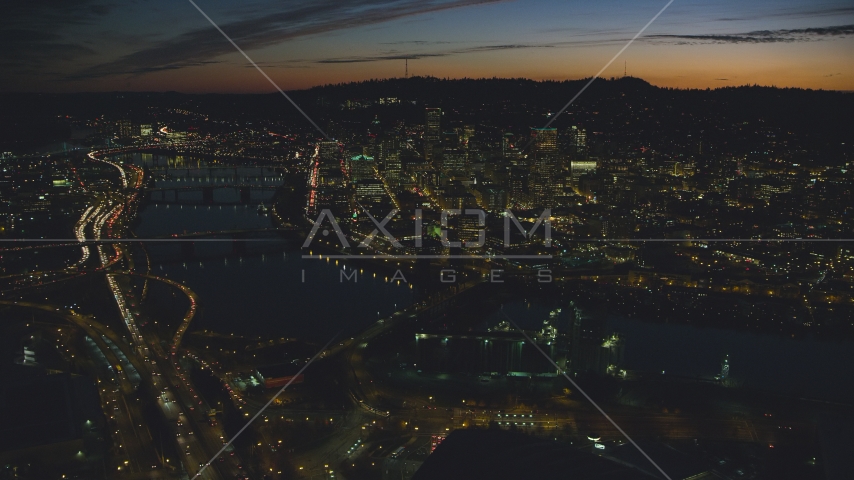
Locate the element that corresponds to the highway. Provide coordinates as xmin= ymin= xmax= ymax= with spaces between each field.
xmin=0 ymin=146 xmax=270 ymax=479
xmin=0 ymin=300 xmax=161 ymax=475
xmin=81 ymin=149 xmax=239 ymax=479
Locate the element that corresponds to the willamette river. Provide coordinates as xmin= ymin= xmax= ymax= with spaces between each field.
xmin=126 ymin=152 xmax=415 ymax=342
xmin=487 ymin=300 xmax=854 ymax=403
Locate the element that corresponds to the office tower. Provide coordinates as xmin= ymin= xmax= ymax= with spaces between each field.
xmin=529 ymin=128 xmax=558 ymax=207
xmin=483 ymin=188 xmax=508 ymax=212
xmin=441 ymin=130 xmax=459 ymax=147
xmin=378 ymin=133 xmax=401 ymax=164
xmin=353 ymin=180 xmax=386 ymax=201
xmin=377 ymin=132 xmax=402 ymax=190
xmin=424 ymin=107 xmax=441 ymax=164
xmin=530 ymin=127 xmax=557 ymax=154
xmin=384 ymin=151 xmax=402 ymax=189
xmin=461 ymin=125 xmax=475 ymax=147
xmin=456 ymin=213 xmax=484 ymax=247
xmin=442 ymin=148 xmax=467 ymax=174
xmin=528 ymin=172 xmax=554 ymax=208
xmin=568 ymin=125 xmax=587 ymax=160
xmin=570 ymin=160 xmax=597 ymax=188
xmin=117 ymin=119 xmax=135 ymax=138
xmin=502 ymin=133 xmax=521 ymax=164
xmin=347 ymin=155 xmax=375 ymax=182
xmin=425 ymin=108 xmax=441 ymax=140
xmin=307 ymin=141 xmax=348 ymax=216
xmin=317 ymin=141 xmax=342 ymax=186
xmin=508 ymin=167 xmax=527 ymax=205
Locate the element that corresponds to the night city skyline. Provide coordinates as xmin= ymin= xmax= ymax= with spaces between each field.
xmin=1 ymin=2 xmax=853 ymax=480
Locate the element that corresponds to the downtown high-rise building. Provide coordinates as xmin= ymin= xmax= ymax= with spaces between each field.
xmin=377 ymin=132 xmax=403 ymax=190
xmin=424 ymin=107 xmax=442 ymax=165
xmin=317 ymin=141 xmax=343 ymax=186
xmin=529 ymin=127 xmax=559 ymax=208
xmin=568 ymin=125 xmax=588 ymax=160
xmin=116 ymin=119 xmax=135 ymax=138
xmin=442 ymin=148 xmax=467 ymax=174
xmin=347 ymin=154 xmax=375 ymax=182
xmin=502 ymin=133 xmax=522 ymax=164
xmin=530 ymin=127 xmax=557 ymax=154
xmin=307 ymin=141 xmax=348 ymax=215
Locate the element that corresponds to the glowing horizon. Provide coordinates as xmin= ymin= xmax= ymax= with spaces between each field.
xmin=3 ymin=0 xmax=853 ymax=93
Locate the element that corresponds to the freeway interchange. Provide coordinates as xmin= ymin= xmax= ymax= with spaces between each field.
xmin=2 ymin=150 xmax=241 ymax=479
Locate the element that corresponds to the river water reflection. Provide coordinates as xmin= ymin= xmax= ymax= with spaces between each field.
xmin=486 ymin=300 xmax=853 ymax=403
xmin=126 ymin=153 xmax=414 ymax=342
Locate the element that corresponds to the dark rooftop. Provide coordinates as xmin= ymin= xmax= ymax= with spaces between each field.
xmin=256 ymin=363 xmax=303 ymax=379
xmin=0 ymin=372 xmax=100 ymax=453
xmin=413 ymin=429 xmax=656 ymax=480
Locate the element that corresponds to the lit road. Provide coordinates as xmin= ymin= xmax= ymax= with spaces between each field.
xmin=84 ymin=149 xmax=231 ymax=479
xmin=0 ymin=146 xmax=252 ymax=479
xmin=0 ymin=300 xmax=161 ymax=476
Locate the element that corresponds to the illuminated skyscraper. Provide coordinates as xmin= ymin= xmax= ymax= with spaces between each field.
xmin=378 ymin=133 xmax=401 ymax=163
xmin=424 ymin=108 xmax=442 ymax=164
xmin=347 ymin=155 xmax=375 ymax=182
xmin=570 ymin=160 xmax=597 ymax=188
xmin=502 ymin=133 xmax=520 ymax=162
xmin=116 ymin=119 xmax=135 ymax=138
xmin=425 ymin=108 xmax=441 ymax=140
xmin=317 ymin=141 xmax=342 ymax=186
xmin=378 ymin=132 xmax=403 ymax=190
xmin=568 ymin=125 xmax=587 ymax=160
xmin=442 ymin=148 xmax=467 ymax=174
xmin=530 ymin=127 xmax=557 ymax=154
xmin=461 ymin=125 xmax=475 ymax=146
xmin=529 ymin=128 xmax=558 ymax=207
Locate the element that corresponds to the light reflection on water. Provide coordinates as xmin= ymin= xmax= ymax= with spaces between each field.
xmin=127 ymin=153 xmax=415 ymax=342
xmin=488 ymin=300 xmax=853 ymax=402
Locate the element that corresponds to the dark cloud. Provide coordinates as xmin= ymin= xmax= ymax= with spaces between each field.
xmin=4 ymin=1 xmax=115 ymax=26
xmin=315 ymin=43 xmax=552 ymax=64
xmin=317 ymin=53 xmax=450 ymax=64
xmin=243 ymin=61 xmax=312 ymax=69
xmin=0 ymin=1 xmax=111 ymax=68
xmin=125 ymin=60 xmax=224 ymax=75
xmin=647 ymin=24 xmax=854 ymax=44
xmin=320 ymin=21 xmax=852 ymax=68
xmin=468 ymin=44 xmax=552 ymax=51
xmin=70 ymin=0 xmax=505 ymax=78
xmin=379 ymin=40 xmax=456 ymax=45
xmin=716 ymin=6 xmax=854 ymax=22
